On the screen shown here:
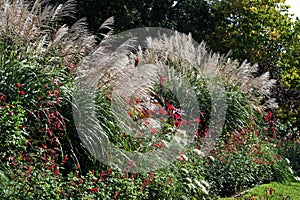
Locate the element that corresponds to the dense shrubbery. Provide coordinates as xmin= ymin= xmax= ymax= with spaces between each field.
xmin=0 ymin=0 xmax=299 ymax=199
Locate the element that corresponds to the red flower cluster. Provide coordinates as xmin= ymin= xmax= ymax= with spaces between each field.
xmin=90 ymin=187 xmax=98 ymax=193
xmin=112 ymin=191 xmax=121 ymax=199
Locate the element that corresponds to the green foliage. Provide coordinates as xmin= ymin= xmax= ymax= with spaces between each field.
xmin=208 ymin=0 xmax=293 ymax=65
xmin=0 ymin=101 xmax=27 ymax=161
xmin=207 ymin=0 xmax=300 ymax=129
xmin=50 ymin=0 xmax=215 ymax=43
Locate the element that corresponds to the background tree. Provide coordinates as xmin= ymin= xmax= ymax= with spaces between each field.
xmin=206 ymin=0 xmax=300 ymax=129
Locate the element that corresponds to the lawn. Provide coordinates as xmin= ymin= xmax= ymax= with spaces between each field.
xmin=221 ymin=181 xmax=300 ymax=200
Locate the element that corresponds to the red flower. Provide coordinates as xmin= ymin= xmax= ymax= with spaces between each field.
xmin=63 ymin=155 xmax=68 ymax=163
xmin=134 ymin=57 xmax=139 ymax=67
xmin=270 ymin=187 xmax=273 ymax=195
xmin=127 ymin=110 xmax=133 ymax=118
xmin=70 ymin=181 xmax=77 ymax=187
xmin=41 ymin=144 xmax=47 ymax=149
xmin=173 ymin=113 xmax=181 ymax=119
xmin=174 ymin=121 xmax=181 ymax=127
xmin=76 ymin=164 xmax=81 ymax=170
xmin=194 ymin=118 xmax=200 ymax=123
xmin=161 ymin=77 xmax=166 ymax=84
xmin=142 ymin=182 xmax=147 ymax=189
xmin=136 ymin=98 xmax=140 ymax=104
xmin=167 ymin=104 xmax=175 ymax=111
xmin=16 ymin=83 xmax=21 ymax=88
xmin=151 ymin=128 xmax=157 ymax=134
xmin=8 ymin=155 xmax=15 ymax=161
xmin=150 ymin=172 xmax=155 ymax=180
xmin=19 ymin=90 xmax=25 ymax=95
xmin=69 ymin=63 xmax=75 ymax=70
xmin=55 ymin=169 xmax=59 ymax=176
xmin=112 ymin=191 xmax=121 ymax=199
xmin=100 ymin=171 xmax=105 ymax=181
xmin=48 ymin=129 xmax=53 ymax=137
xmin=91 ymin=187 xmax=98 ymax=193
xmin=168 ymin=177 xmax=173 ymax=184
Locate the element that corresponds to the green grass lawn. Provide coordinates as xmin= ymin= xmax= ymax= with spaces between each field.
xmin=220 ymin=181 xmax=300 ymax=200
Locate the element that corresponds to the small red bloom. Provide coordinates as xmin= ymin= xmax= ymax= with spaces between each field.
xmin=134 ymin=57 xmax=139 ymax=67
xmin=195 ymin=118 xmax=200 ymax=123
xmin=63 ymin=155 xmax=68 ymax=163
xmin=127 ymin=110 xmax=133 ymax=118
xmin=270 ymin=187 xmax=273 ymax=195
xmin=136 ymin=98 xmax=140 ymax=104
xmin=16 ymin=83 xmax=21 ymax=88
xmin=173 ymin=113 xmax=181 ymax=119
xmin=8 ymin=155 xmax=15 ymax=161
xmin=70 ymin=181 xmax=77 ymax=187
xmin=167 ymin=104 xmax=175 ymax=111
xmin=91 ymin=187 xmax=98 ymax=193
xmin=19 ymin=90 xmax=25 ymax=95
xmin=150 ymin=172 xmax=155 ymax=180
xmin=161 ymin=77 xmax=166 ymax=84
xmin=69 ymin=63 xmax=75 ymax=70
xmin=174 ymin=121 xmax=181 ymax=127
xmin=168 ymin=177 xmax=173 ymax=184
xmin=48 ymin=129 xmax=53 ymax=137
xmin=100 ymin=171 xmax=105 ymax=177
xmin=55 ymin=169 xmax=59 ymax=176
xmin=151 ymin=128 xmax=157 ymax=134
xmin=112 ymin=191 xmax=121 ymax=199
